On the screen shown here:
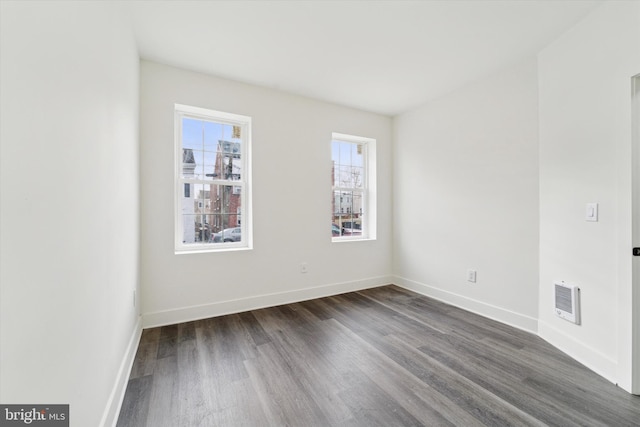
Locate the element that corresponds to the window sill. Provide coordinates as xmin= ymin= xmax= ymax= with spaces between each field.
xmin=175 ymin=245 xmax=253 ymax=255
xmin=331 ymin=237 xmax=376 ymax=243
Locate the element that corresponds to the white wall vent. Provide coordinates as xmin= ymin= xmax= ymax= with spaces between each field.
xmin=554 ymin=281 xmax=580 ymax=324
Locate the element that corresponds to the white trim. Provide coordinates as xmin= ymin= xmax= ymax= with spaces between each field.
xmin=99 ymin=316 xmax=143 ymax=427
xmin=538 ymin=320 xmax=618 ymax=386
xmin=175 ymin=103 xmax=249 ymax=124
xmin=174 ymin=104 xmax=252 ymax=253
xmin=393 ymin=276 xmax=538 ymax=334
xmin=332 ymin=237 xmax=377 ymax=244
xmin=631 ymin=73 xmax=640 ymax=394
xmin=332 ymin=132 xmax=374 ymax=144
xmin=331 ymin=132 xmax=377 ymax=242
xmin=175 ymin=245 xmax=252 ymax=255
xmin=142 ymin=276 xmax=393 ymax=329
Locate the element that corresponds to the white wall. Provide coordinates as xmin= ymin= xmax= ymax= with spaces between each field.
xmin=0 ymin=2 xmax=140 ymax=426
xmin=140 ymin=61 xmax=393 ymax=327
xmin=538 ymin=0 xmax=640 ymax=392
xmin=393 ymin=58 xmax=540 ymax=332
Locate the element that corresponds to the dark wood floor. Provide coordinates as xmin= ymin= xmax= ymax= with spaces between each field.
xmin=117 ymin=285 xmax=640 ymax=426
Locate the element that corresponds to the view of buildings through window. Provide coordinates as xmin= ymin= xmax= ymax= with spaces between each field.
xmin=177 ymin=109 xmax=369 ymax=249
xmin=176 ymin=105 xmax=250 ymax=251
xmin=331 ymin=133 xmax=371 ymax=239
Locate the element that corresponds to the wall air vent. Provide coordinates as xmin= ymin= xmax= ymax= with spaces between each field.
xmin=554 ymin=281 xmax=580 ymax=324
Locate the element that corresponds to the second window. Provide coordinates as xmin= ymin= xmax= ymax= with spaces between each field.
xmin=331 ymin=132 xmax=375 ymax=241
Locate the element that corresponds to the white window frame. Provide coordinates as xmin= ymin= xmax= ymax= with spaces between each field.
xmin=331 ymin=132 xmax=376 ymax=242
xmin=174 ymin=104 xmax=252 ymax=253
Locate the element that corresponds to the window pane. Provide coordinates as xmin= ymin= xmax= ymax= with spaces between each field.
xmin=202 ymin=151 xmax=216 ymax=180
xmin=181 ymin=184 xmax=242 ymax=244
xmin=339 ymin=141 xmax=351 ymax=165
xmin=211 ymin=219 xmax=241 ymax=243
xmin=340 ymin=190 xmax=352 ymax=214
xmin=352 ymin=192 xmax=363 ymax=217
xmin=351 ymin=166 xmax=364 ymax=189
xmin=182 ymin=215 xmax=197 ymax=244
xmin=352 ymin=143 xmax=364 ymax=167
xmin=182 ymin=148 xmax=197 ymax=178
xmin=196 ymin=214 xmax=212 ymax=242
xmin=332 ymin=190 xmax=340 ymax=223
xmin=225 ymin=154 xmax=242 ymax=180
xmin=203 ymin=121 xmax=224 ymax=152
xmin=337 ymin=165 xmax=351 ymax=187
xmin=225 ymin=141 xmax=242 ymax=179
xmin=182 ymin=214 xmax=213 ymax=244
xmin=220 ymin=139 xmax=241 ymax=155
xmin=331 ymin=141 xmax=341 ymax=164
xmin=208 ymin=184 xmax=242 ymax=243
xmin=176 ymin=105 xmax=251 ymax=252
xmin=182 ymin=118 xmax=202 ymax=151
xmin=331 ymin=190 xmax=364 ymax=237
xmin=182 ymin=119 xmax=243 ymax=181
xmin=332 ymin=140 xmax=366 ymax=189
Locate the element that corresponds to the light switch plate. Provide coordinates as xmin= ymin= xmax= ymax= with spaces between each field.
xmin=467 ymin=270 xmax=477 ymax=283
xmin=586 ymin=203 xmax=598 ymax=222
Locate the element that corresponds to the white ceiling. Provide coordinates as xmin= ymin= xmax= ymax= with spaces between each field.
xmin=129 ymin=0 xmax=601 ymax=116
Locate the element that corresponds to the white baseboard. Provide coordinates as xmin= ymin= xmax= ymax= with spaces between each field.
xmin=142 ymin=276 xmax=393 ymax=329
xmin=537 ymin=320 xmax=618 ymax=386
xmin=115 ymin=277 xmax=632 ymax=412
xmin=100 ymin=316 xmax=143 ymax=427
xmin=393 ymin=276 xmax=624 ymax=388
xmin=393 ymin=276 xmax=538 ymax=334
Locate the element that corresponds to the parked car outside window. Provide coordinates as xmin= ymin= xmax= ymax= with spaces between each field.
xmin=211 ymin=227 xmax=242 ymax=243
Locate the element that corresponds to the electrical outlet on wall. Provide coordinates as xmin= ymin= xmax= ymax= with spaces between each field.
xmin=300 ymin=262 xmax=308 ymax=274
xmin=467 ymin=270 xmax=477 ymax=283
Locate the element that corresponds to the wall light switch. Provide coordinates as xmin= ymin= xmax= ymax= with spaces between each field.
xmin=467 ymin=270 xmax=477 ymax=283
xmin=586 ymin=203 xmax=598 ymax=222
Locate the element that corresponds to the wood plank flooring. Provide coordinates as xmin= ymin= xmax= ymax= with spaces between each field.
xmin=117 ymin=285 xmax=640 ymax=426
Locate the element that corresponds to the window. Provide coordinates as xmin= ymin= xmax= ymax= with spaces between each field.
xmin=331 ymin=132 xmax=376 ymax=241
xmin=175 ymin=104 xmax=251 ymax=252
